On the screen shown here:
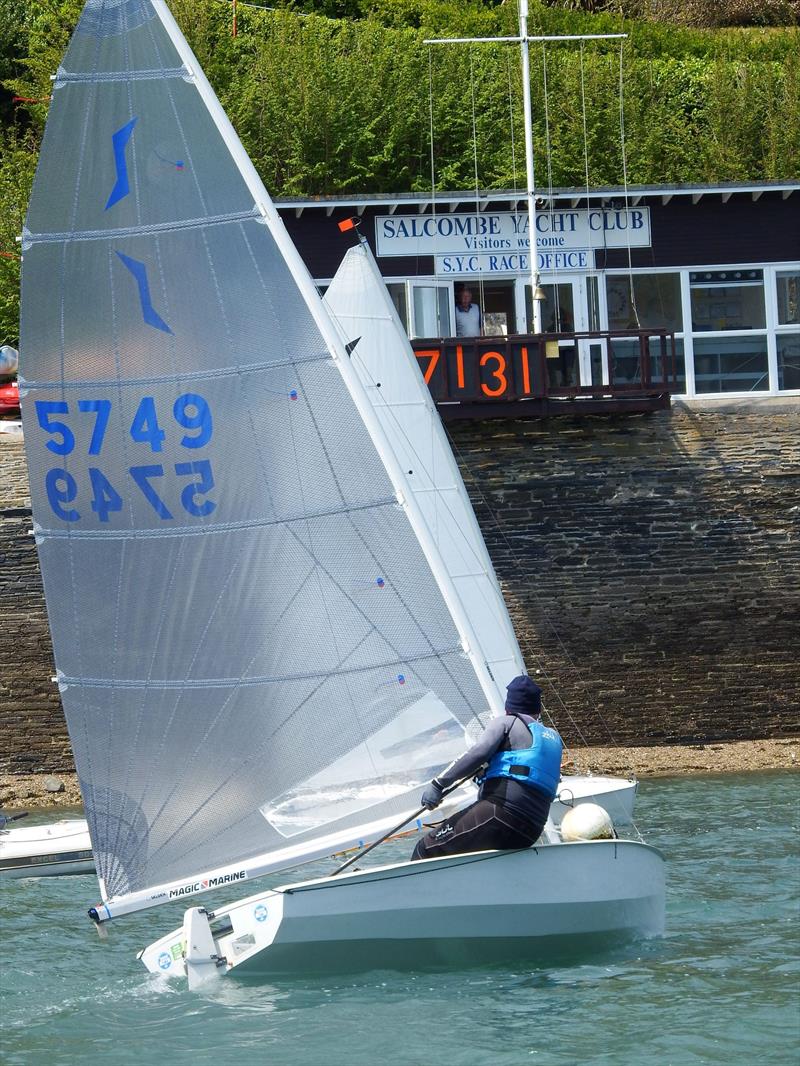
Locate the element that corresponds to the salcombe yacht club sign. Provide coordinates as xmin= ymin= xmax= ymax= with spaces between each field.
xmin=376 ymin=208 xmax=651 ymax=275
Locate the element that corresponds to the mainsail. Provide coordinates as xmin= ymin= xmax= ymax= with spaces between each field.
xmin=323 ymin=243 xmax=525 ymax=698
xmin=20 ymin=0 xmax=496 ymax=916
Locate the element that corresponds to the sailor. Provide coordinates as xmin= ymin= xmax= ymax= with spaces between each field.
xmin=454 ymin=284 xmax=482 ymax=337
xmin=411 ymin=675 xmax=563 ymax=860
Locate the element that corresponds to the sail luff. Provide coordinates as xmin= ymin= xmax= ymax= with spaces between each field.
xmin=152 ymin=1 xmax=504 ymax=722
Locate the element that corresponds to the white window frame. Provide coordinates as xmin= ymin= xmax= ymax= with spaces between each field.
xmin=769 ymin=264 xmax=800 ymax=393
xmin=407 ymin=280 xmax=453 ymax=339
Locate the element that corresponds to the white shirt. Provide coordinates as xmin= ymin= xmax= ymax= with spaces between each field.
xmin=455 ymin=302 xmax=481 ymax=337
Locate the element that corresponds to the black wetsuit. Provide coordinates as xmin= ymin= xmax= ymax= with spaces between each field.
xmin=411 ymin=712 xmax=555 ymax=861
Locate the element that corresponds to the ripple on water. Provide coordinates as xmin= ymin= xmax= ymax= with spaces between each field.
xmin=1 ymin=772 xmax=797 ymax=1066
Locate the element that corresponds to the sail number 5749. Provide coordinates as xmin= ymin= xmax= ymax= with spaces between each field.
xmin=35 ymin=393 xmax=216 ymax=523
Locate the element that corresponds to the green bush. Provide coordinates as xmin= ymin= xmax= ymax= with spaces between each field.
xmin=0 ymin=128 xmax=36 ymax=346
xmin=0 ymin=0 xmax=797 ymax=340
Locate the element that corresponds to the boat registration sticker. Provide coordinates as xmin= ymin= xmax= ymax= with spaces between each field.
xmin=157 ymin=952 xmax=172 ymax=971
xmin=254 ymin=904 xmax=268 ymax=922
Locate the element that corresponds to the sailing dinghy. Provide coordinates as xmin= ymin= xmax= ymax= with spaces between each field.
xmin=322 ymin=240 xmax=638 ymax=829
xmin=20 ymin=0 xmax=664 ymax=986
xmin=0 ymin=816 xmax=94 ymax=878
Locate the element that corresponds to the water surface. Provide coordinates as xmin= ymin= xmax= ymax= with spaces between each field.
xmin=2 ymin=773 xmax=797 ymax=1065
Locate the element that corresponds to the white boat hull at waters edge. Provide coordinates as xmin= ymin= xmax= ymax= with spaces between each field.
xmin=553 ymin=775 xmax=637 ymax=825
xmin=0 ymin=776 xmax=631 ymax=883
xmin=0 ymin=818 xmax=94 ymax=878
xmin=140 ymin=841 xmax=664 ymax=987
xmin=439 ymin=774 xmax=637 ymax=828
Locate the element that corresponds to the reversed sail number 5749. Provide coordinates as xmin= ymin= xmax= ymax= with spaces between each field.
xmin=35 ymin=393 xmax=216 ymax=523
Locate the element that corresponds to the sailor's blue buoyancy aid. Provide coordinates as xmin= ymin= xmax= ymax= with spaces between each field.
xmin=479 ymin=719 xmax=563 ymax=799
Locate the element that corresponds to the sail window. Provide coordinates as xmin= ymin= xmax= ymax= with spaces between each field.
xmin=260 ymin=693 xmax=468 ymax=838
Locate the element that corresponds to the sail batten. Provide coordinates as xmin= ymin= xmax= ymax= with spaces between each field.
xmin=21 ymin=351 xmax=329 ymax=390
xmin=58 ymin=646 xmax=465 ymax=690
xmin=24 ymin=208 xmax=260 ymax=246
xmin=36 ymin=496 xmax=401 ymax=542
xmin=54 ymin=66 xmax=188 ymax=84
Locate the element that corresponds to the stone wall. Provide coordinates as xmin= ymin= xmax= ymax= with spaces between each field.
xmin=448 ymin=398 xmax=800 ymax=747
xmin=0 ymin=437 xmax=68 ymax=774
xmin=1 ymin=398 xmax=798 ymax=774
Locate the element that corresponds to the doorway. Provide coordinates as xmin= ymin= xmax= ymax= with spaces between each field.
xmin=521 ymin=275 xmax=607 ymax=388
xmin=472 ymin=280 xmax=516 ymax=337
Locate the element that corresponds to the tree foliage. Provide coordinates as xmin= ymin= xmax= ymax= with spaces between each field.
xmin=0 ymin=127 xmax=36 ymax=344
xmin=0 ymin=0 xmax=798 ymax=343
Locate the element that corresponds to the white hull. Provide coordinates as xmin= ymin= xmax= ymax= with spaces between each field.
xmin=554 ymin=775 xmax=637 ymax=825
xmin=434 ymin=775 xmax=637 ymax=828
xmin=141 ymin=840 xmax=664 ymax=985
xmin=0 ymin=818 xmax=94 ymax=878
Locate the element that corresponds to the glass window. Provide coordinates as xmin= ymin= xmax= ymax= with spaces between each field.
xmin=586 ymin=276 xmax=601 ymax=332
xmin=693 ymin=335 xmax=769 ymax=393
xmin=411 ymin=284 xmax=451 ymax=338
xmin=606 ymin=273 xmax=682 ymax=332
xmin=776 ymin=272 xmax=800 ymax=326
xmin=610 ymin=337 xmax=685 ymax=390
xmin=525 ymin=283 xmax=574 ymax=333
xmin=777 ymin=333 xmax=800 ymax=390
xmin=690 ymin=270 xmax=765 ymax=332
xmin=387 ymin=283 xmax=409 ymax=333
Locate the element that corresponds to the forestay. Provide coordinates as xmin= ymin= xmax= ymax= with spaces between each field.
xmin=324 ymin=244 xmax=525 ymax=700
xmin=19 ymin=0 xmax=493 ymax=915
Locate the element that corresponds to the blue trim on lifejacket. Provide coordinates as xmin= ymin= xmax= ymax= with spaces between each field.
xmin=479 ymin=719 xmax=563 ymax=799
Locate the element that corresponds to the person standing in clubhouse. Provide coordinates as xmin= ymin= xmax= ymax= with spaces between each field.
xmin=454 ymin=284 xmax=482 ymax=337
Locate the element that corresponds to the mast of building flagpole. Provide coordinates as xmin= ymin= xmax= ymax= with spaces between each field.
xmin=425 ymin=7 xmax=625 ymax=335
xmin=518 ymin=0 xmax=541 ymax=333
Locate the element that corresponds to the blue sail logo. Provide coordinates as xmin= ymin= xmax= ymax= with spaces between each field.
xmin=105 ymin=117 xmax=138 ymax=210
xmin=116 ymin=252 xmax=173 ymax=334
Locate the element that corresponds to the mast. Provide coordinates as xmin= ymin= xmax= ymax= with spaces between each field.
xmin=424 ymin=3 xmax=626 ymax=334
xmin=518 ymin=1 xmax=540 ymax=333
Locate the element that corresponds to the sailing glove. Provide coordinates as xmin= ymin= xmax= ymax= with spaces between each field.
xmin=421 ymin=779 xmax=445 ymax=810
